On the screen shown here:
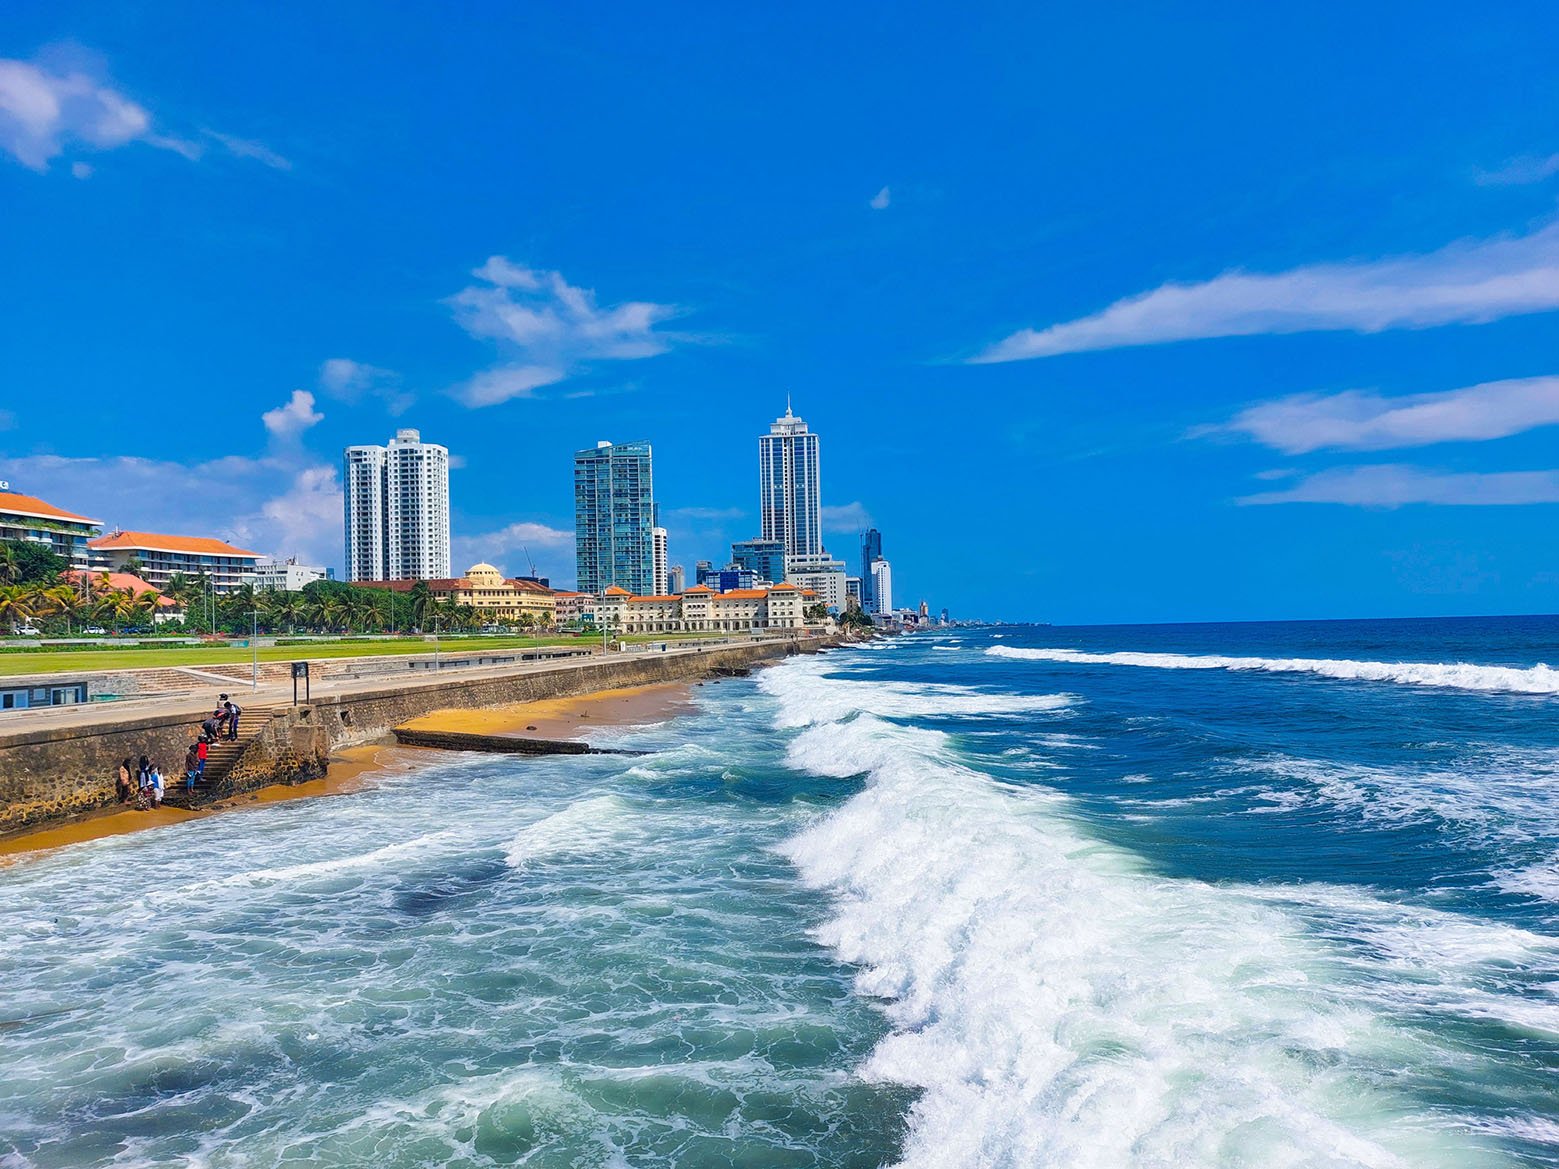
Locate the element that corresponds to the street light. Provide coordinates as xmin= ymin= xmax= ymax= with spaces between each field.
xmin=250 ymin=610 xmax=260 ymax=690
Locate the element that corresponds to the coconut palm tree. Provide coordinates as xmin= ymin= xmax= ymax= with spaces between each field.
xmin=0 ymin=584 xmax=43 ymax=632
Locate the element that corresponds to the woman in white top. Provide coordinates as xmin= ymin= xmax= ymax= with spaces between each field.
xmin=149 ymin=764 xmax=165 ymax=808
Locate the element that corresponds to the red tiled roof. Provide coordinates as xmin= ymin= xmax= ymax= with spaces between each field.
xmin=90 ymin=530 xmax=259 ymax=558
xmin=714 ymin=589 xmax=768 ymax=600
xmin=0 ymin=491 xmax=100 ymax=526
xmin=628 ymin=594 xmax=680 ymax=603
xmin=681 ymin=585 xmax=714 ymax=594
xmin=601 ymin=586 xmax=631 ymax=596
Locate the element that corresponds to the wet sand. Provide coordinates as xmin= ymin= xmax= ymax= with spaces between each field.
xmin=0 ymin=685 xmax=701 ymax=860
xmin=0 ymin=744 xmax=404 ymax=862
xmin=397 ymin=682 xmax=697 ymax=740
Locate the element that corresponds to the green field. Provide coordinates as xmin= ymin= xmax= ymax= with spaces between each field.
xmin=0 ymin=631 xmax=751 ymax=678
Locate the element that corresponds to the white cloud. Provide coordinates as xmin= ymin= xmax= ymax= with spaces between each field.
xmin=1 ymin=452 xmax=344 ymax=563
xmin=821 ymin=501 xmax=874 ymax=530
xmin=1239 ymin=465 xmax=1559 ymax=507
xmin=1476 ymin=153 xmax=1559 ymax=187
xmin=202 ymin=130 xmax=291 ymax=171
xmin=261 ymin=389 xmax=324 ymax=440
xmin=974 ymin=220 xmax=1559 ymax=362
xmin=0 ymin=51 xmax=285 ymax=173
xmin=318 ymin=358 xmax=413 ymax=414
xmin=870 ymin=186 xmax=891 ymax=210
xmin=664 ymin=506 xmax=746 ymax=522
xmin=448 ymin=257 xmax=679 ymax=407
xmin=453 ymin=521 xmax=574 ymax=580
xmin=1208 ymin=376 xmax=1559 ymax=454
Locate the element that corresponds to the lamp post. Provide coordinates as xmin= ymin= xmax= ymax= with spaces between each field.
xmin=433 ymin=615 xmax=440 ymax=671
xmin=250 ymin=610 xmax=260 ymax=690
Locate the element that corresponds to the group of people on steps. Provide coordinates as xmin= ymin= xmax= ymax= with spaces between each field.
xmin=112 ymin=693 xmax=243 ymax=810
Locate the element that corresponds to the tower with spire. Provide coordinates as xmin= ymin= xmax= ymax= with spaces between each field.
xmin=758 ymin=397 xmax=822 ymax=559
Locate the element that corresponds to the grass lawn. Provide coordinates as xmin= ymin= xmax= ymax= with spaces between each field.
xmin=0 ymin=631 xmax=756 ymax=678
xmin=0 ymin=636 xmax=583 ymax=678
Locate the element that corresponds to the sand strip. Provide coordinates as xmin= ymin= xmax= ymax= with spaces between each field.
xmin=397 ymin=681 xmax=697 ymax=741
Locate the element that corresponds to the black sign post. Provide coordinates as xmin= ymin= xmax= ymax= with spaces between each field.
xmin=291 ymin=661 xmax=310 ymax=705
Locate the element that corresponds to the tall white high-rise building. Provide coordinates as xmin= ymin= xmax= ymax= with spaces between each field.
xmin=343 ymin=428 xmax=451 ymax=582
xmin=869 ymin=558 xmax=892 ymax=615
xmin=759 ymin=401 xmax=822 ymax=559
xmin=652 ymin=526 xmax=669 ymax=595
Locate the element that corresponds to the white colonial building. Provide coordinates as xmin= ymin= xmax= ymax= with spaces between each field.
xmin=596 ymin=583 xmax=815 ymax=634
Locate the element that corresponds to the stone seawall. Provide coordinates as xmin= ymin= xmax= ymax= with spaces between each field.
xmin=0 ymin=639 xmax=816 ymax=836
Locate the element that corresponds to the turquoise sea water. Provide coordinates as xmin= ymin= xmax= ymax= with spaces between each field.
xmin=4 ymin=618 xmax=1559 ymax=1167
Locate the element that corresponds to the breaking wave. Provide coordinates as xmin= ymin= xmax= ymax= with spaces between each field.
xmin=987 ymin=644 xmax=1559 ymax=695
xmin=767 ymin=654 xmax=1530 ymax=1168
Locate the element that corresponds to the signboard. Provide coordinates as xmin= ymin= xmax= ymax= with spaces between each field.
xmin=291 ymin=662 xmax=309 ymax=679
xmin=291 ymin=661 xmax=310 ymax=704
xmin=0 ymin=481 xmax=10 ymax=490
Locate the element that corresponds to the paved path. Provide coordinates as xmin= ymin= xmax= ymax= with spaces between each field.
xmin=0 ymin=637 xmax=812 ymax=738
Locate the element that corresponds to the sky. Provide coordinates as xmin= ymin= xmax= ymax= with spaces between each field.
xmin=2 ymin=2 xmax=1557 ymax=624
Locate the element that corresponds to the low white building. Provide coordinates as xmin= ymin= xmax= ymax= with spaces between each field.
xmin=241 ymin=558 xmax=329 ymax=592
xmin=785 ymin=552 xmax=847 ymax=613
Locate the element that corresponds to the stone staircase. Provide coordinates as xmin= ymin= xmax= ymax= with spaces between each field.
xmin=163 ymin=702 xmax=289 ymax=807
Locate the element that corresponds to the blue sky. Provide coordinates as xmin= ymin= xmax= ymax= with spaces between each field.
xmin=2 ymin=3 xmax=1557 ymax=623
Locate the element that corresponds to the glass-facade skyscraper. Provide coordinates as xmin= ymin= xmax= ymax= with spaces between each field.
xmin=759 ymin=403 xmax=822 ymax=559
xmin=859 ymin=527 xmax=883 ymax=610
xmin=574 ymin=440 xmax=656 ymax=595
xmin=731 ymin=538 xmax=786 ymax=585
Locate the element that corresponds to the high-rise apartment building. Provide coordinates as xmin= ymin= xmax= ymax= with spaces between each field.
xmin=759 ymin=402 xmax=822 ymax=559
xmin=343 ymin=429 xmax=452 ymax=582
xmin=859 ymin=528 xmax=883 ymax=610
xmin=653 ymin=527 xmax=669 ymax=595
xmin=870 ymin=558 xmax=893 ymax=615
xmin=574 ymin=440 xmax=656 ymax=595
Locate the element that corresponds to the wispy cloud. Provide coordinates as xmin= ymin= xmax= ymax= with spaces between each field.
xmin=447 ymin=257 xmax=680 ymax=407
xmin=318 ymin=358 xmax=412 ymax=414
xmin=0 ymin=409 xmax=15 ymax=432
xmin=0 ymin=50 xmax=285 ymax=173
xmin=664 ymin=506 xmax=745 ymax=523
xmin=1475 ymin=153 xmax=1559 ymax=187
xmin=261 ymin=389 xmax=324 ymax=440
xmin=1205 ymin=376 xmax=1559 ymax=454
xmin=1239 ymin=465 xmax=1559 ymax=507
xmin=453 ymin=521 xmax=574 ymax=580
xmin=869 ymin=186 xmax=891 ymax=210
xmin=974 ymin=221 xmax=1559 ymax=362
xmin=202 ymin=129 xmax=291 ymax=171
xmin=821 ymin=501 xmax=873 ymax=530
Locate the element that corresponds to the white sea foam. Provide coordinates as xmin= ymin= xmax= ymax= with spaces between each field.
xmin=986 ymin=644 xmax=1559 ymax=695
xmin=504 ymin=793 xmax=642 ymax=867
xmin=767 ymin=657 xmax=1519 ymax=1168
xmin=758 ymin=664 xmax=1071 ymax=728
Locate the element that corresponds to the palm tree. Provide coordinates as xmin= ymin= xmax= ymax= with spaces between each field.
xmin=0 ymin=584 xmax=43 ymax=632
xmin=0 ymin=544 xmax=18 ymax=586
xmin=42 ymin=584 xmax=88 ymax=635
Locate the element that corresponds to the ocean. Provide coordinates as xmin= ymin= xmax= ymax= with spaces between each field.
xmin=3 ymin=616 xmax=1558 ymax=1167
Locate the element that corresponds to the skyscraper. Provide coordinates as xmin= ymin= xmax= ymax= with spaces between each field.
xmin=343 ymin=428 xmax=451 ymax=582
xmin=859 ymin=528 xmax=883 ymax=611
xmin=731 ymin=537 xmax=786 ymax=585
xmin=574 ymin=440 xmax=656 ymax=595
xmin=759 ymin=401 xmax=822 ymax=559
xmin=653 ymin=527 xmax=669 ymax=596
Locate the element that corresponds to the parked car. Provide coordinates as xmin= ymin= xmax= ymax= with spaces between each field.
xmin=15 ymin=626 xmax=42 ymax=636
xmin=84 ymin=627 xmax=107 ymax=635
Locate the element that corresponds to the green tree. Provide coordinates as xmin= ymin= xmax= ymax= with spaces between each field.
xmin=0 ymin=539 xmax=67 ymax=586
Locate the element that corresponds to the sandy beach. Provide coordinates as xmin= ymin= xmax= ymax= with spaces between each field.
xmin=396 ymin=681 xmax=698 ymax=741
xmin=0 ymin=683 xmax=699 ymax=860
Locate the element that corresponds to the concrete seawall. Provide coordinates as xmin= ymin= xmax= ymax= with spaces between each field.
xmin=0 ymin=638 xmax=820 ymax=835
